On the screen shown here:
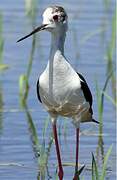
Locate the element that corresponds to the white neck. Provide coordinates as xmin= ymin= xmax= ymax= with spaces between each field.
xmin=48 ymin=30 xmax=66 ymax=98
xmin=50 ymin=30 xmax=66 ymax=57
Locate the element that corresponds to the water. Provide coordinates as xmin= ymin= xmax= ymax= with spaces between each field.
xmin=0 ymin=0 xmax=116 ymax=179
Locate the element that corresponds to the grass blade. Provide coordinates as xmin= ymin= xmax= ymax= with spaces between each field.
xmin=0 ymin=13 xmax=4 ymax=64
xmin=19 ymin=74 xmax=29 ymax=106
xmin=92 ymin=153 xmax=99 ymax=180
xmin=100 ymin=145 xmax=113 ymax=180
xmin=24 ymin=104 xmax=40 ymax=154
xmin=102 ymin=91 xmax=117 ymax=107
xmin=25 ymin=0 xmax=37 ymax=22
xmin=0 ymin=64 xmax=9 ymax=71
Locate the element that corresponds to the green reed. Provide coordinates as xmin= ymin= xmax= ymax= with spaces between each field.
xmin=101 ymin=1 xmax=116 ymax=99
xmin=105 ymin=8 xmax=116 ymax=99
xmin=95 ymin=4 xmax=116 ymax=173
xmin=0 ymin=13 xmax=4 ymax=131
xmin=95 ymin=69 xmax=114 ymax=165
xmin=77 ymin=145 xmax=113 ymax=180
xmin=96 ymin=70 xmax=114 ymax=131
xmin=25 ymin=0 xmax=38 ymax=81
xmin=62 ymin=145 xmax=113 ymax=180
xmin=0 ymin=13 xmax=8 ymax=71
xmin=92 ymin=145 xmax=112 ymax=180
xmin=19 ymin=0 xmax=38 ymax=106
xmin=0 ymin=13 xmax=4 ymax=64
xmin=0 ymin=14 xmax=4 ymax=64
xmin=103 ymin=0 xmax=111 ymax=13
xmin=19 ymin=34 xmax=36 ymax=106
xmin=0 ymin=83 xmax=3 ymax=134
xmin=102 ymin=91 xmax=117 ymax=107
xmin=23 ymin=103 xmax=54 ymax=179
xmin=0 ymin=12 xmax=8 ymax=136
xmin=25 ymin=0 xmax=38 ymax=24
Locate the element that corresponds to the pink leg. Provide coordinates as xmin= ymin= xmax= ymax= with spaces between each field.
xmin=73 ymin=128 xmax=80 ymax=180
xmin=52 ymin=124 xmax=64 ymax=180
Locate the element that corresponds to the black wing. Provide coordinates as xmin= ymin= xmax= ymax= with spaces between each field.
xmin=77 ymin=73 xmax=93 ymax=114
xmin=36 ymin=79 xmax=42 ymax=103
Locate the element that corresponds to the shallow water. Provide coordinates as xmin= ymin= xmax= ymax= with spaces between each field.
xmin=0 ymin=0 xmax=116 ymax=179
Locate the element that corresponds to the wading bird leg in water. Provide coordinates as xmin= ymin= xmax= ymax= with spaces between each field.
xmin=52 ymin=123 xmax=64 ymax=180
xmin=73 ymin=128 xmax=80 ymax=180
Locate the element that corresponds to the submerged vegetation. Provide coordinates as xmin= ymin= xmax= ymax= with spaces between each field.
xmin=0 ymin=0 xmax=116 ymax=179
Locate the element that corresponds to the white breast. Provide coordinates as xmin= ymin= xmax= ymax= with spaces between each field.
xmin=39 ymin=51 xmax=88 ymax=116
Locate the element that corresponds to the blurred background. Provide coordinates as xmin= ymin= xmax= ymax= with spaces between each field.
xmin=0 ymin=0 xmax=116 ymax=179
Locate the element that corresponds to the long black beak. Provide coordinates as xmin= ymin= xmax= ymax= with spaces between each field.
xmin=17 ymin=24 xmax=47 ymax=42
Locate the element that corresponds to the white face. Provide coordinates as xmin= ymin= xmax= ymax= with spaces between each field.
xmin=43 ymin=7 xmax=54 ymax=25
xmin=17 ymin=6 xmax=68 ymax=42
xmin=42 ymin=6 xmax=68 ymax=32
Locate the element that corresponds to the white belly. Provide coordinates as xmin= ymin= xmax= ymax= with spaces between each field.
xmin=39 ymin=56 xmax=89 ymax=117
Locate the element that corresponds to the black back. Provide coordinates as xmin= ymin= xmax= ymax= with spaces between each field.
xmin=36 ymin=79 xmax=42 ymax=103
xmin=77 ymin=73 xmax=93 ymax=114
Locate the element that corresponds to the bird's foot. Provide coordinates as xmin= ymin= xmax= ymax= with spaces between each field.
xmin=73 ymin=165 xmax=85 ymax=180
xmin=73 ymin=172 xmax=79 ymax=180
xmin=58 ymin=168 xmax=64 ymax=180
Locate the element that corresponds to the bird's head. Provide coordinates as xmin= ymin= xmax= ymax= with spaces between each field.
xmin=42 ymin=6 xmax=68 ymax=33
xmin=17 ymin=6 xmax=68 ymax=42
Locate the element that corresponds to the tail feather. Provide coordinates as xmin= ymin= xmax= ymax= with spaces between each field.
xmin=92 ymin=119 xmax=99 ymax=124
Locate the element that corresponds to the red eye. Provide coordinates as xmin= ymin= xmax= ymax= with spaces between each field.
xmin=53 ymin=15 xmax=58 ymax=21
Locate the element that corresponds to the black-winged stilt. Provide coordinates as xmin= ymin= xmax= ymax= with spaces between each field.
xmin=17 ymin=6 xmax=98 ymax=180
